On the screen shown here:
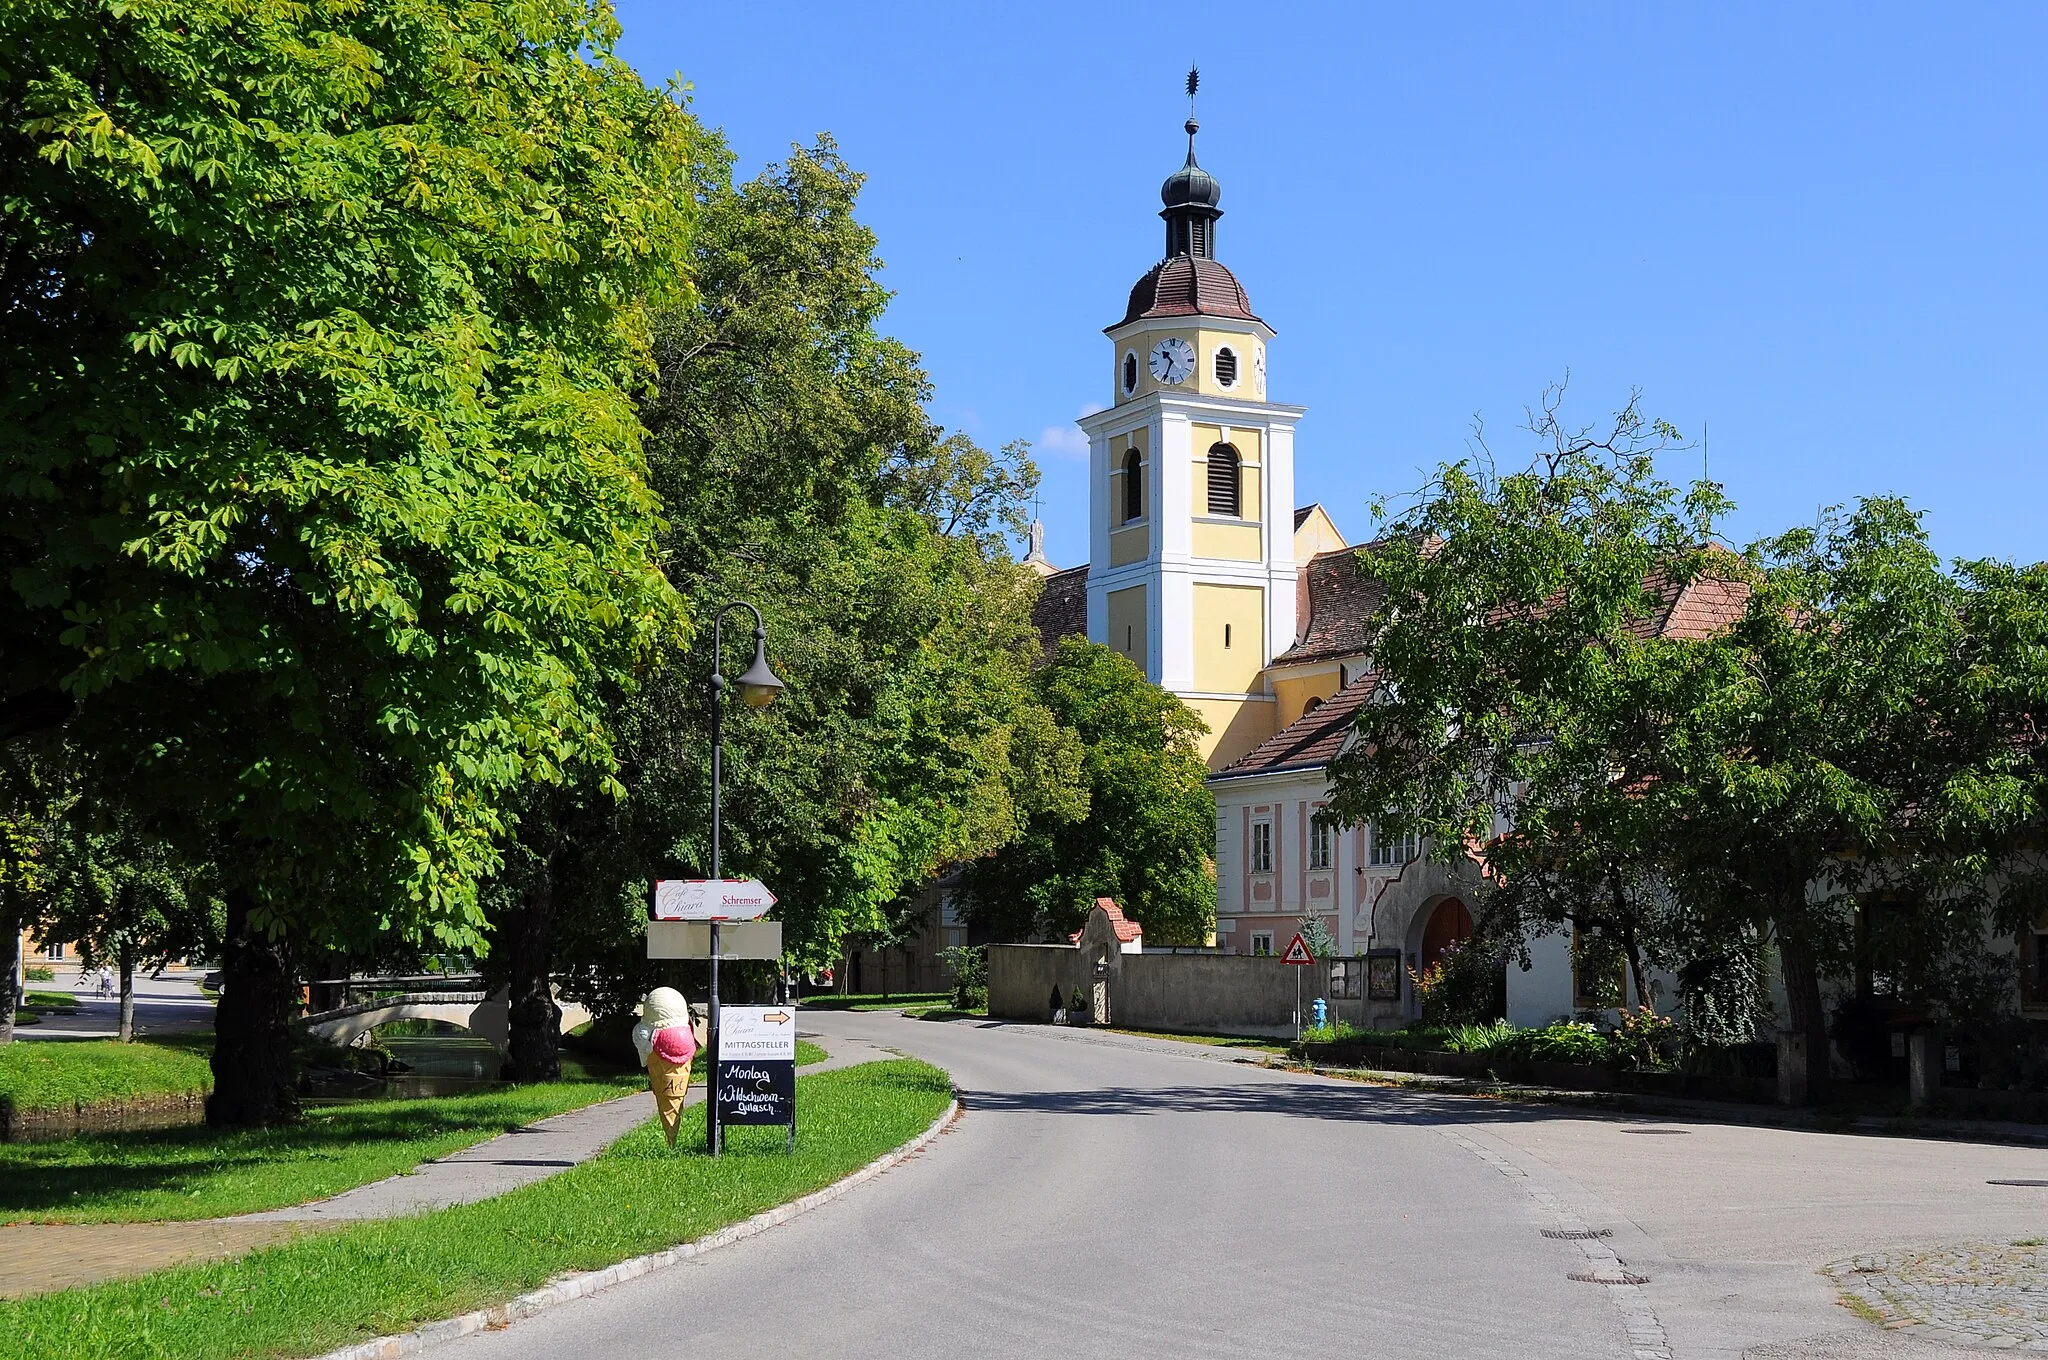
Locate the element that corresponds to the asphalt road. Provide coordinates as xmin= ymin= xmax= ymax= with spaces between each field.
xmin=16 ymin=967 xmax=215 ymax=1040
xmin=438 ymin=1011 xmax=2047 ymax=1360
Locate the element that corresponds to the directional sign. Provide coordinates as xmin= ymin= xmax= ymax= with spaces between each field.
xmin=652 ymin=878 xmax=777 ymax=921
xmin=645 ymin=920 xmax=783 ymax=960
xmin=716 ymin=1006 xmax=797 ymax=1130
xmin=1281 ymin=932 xmax=1316 ymax=965
xmin=718 ymin=1006 xmax=797 ymax=1061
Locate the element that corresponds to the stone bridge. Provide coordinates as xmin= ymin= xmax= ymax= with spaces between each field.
xmin=300 ymin=989 xmax=591 ymax=1056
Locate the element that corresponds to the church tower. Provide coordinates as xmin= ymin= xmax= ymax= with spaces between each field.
xmin=1080 ymin=86 xmax=1306 ymax=769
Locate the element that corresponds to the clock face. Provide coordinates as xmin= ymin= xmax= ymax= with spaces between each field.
xmin=1253 ymin=344 xmax=1267 ymax=398
xmin=1149 ymin=337 xmax=1195 ymax=385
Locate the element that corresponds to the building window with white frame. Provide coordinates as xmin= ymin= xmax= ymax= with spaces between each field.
xmin=1369 ymin=825 xmax=1421 ymax=867
xmin=1308 ymin=815 xmax=1333 ymax=871
xmin=1249 ymin=931 xmax=1275 ymax=957
xmin=1250 ymin=818 xmax=1274 ymax=874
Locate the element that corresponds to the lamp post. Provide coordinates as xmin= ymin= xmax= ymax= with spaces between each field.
xmin=706 ymin=601 xmax=784 ymax=1156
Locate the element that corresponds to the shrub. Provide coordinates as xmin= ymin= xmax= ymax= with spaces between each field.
xmin=1506 ymin=1021 xmax=1609 ymax=1065
xmin=1441 ymin=1020 xmax=1515 ymax=1055
xmin=938 ymin=945 xmax=987 ymax=1011
xmin=1408 ymin=940 xmax=1503 ymax=1027
xmin=25 ymin=966 xmax=54 ymax=983
xmin=1608 ymin=1005 xmax=1677 ymax=1072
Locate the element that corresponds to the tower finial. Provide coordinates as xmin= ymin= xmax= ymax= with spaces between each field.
xmin=1185 ymin=66 xmax=1200 ymax=146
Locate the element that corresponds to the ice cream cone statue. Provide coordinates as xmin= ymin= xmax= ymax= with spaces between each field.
xmin=633 ymin=987 xmax=705 ymax=1148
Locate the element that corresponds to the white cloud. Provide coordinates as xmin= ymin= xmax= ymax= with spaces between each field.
xmin=1035 ymin=404 xmax=1104 ymax=460
xmin=1036 ymin=423 xmax=1090 ymax=459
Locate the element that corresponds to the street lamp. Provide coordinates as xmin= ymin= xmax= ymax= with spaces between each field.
xmin=706 ymin=600 xmax=784 ymax=1156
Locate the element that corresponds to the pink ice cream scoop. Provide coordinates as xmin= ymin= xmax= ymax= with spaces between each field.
xmin=650 ymin=1025 xmax=697 ymax=1065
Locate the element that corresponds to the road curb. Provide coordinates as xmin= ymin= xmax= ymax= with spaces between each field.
xmin=310 ymin=1096 xmax=961 ymax=1360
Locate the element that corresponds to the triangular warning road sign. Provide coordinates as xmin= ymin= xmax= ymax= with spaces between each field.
xmin=1281 ymin=932 xmax=1315 ymax=965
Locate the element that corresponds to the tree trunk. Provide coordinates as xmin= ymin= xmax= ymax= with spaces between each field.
xmin=1775 ymin=926 xmax=1830 ymax=1104
xmin=0 ymin=907 xmax=18 ymax=1045
xmin=208 ymin=889 xmax=300 ymax=1126
xmin=505 ymin=867 xmax=561 ymax=1083
xmin=117 ymin=942 xmax=135 ymax=1042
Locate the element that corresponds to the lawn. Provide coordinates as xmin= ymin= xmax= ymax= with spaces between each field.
xmin=797 ymin=991 xmax=949 ymax=1012
xmin=2 ymin=1038 xmax=829 ymax=1224
xmin=0 ymin=1036 xmax=214 ymax=1116
xmin=0 ymin=1075 xmax=646 ymax=1224
xmin=0 ymin=1059 xmax=952 ymax=1360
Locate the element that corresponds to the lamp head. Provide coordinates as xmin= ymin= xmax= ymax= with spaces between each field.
xmin=735 ymin=632 xmax=785 ymax=709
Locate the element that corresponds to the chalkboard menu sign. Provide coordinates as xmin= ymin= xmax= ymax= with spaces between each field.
xmin=716 ymin=1006 xmax=798 ymax=1131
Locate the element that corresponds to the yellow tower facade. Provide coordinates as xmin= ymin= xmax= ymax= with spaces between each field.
xmin=1081 ymin=113 xmax=1306 ymax=770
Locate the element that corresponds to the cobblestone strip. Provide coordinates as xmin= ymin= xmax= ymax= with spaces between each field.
xmin=1824 ymin=1242 xmax=2048 ymax=1350
xmin=309 ymin=1098 xmax=960 ymax=1360
xmin=1435 ymin=1126 xmax=1672 ymax=1360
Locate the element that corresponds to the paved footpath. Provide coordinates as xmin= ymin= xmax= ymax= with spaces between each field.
xmin=433 ymin=1012 xmax=2047 ymax=1360
xmin=0 ymin=1035 xmax=890 ymax=1298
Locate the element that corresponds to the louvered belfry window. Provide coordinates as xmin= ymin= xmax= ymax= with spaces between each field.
xmin=1206 ymin=443 xmax=1241 ymax=516
xmin=1214 ymin=346 xmax=1238 ymax=387
xmin=1122 ymin=449 xmax=1143 ymax=522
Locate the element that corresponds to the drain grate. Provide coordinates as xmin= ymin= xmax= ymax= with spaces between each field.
xmin=1542 ymin=1228 xmax=1614 ymax=1240
xmin=1619 ymin=1127 xmax=1690 ymax=1135
xmin=1569 ymin=1270 xmax=1651 ymax=1285
xmin=1988 ymin=1179 xmax=2048 ymax=1187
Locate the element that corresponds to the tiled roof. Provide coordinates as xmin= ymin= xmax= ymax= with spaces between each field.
xmin=1112 ymin=256 xmax=1263 ymax=329
xmin=1640 ymin=572 xmax=1750 ymax=641
xmin=1273 ymin=548 xmax=1385 ymax=666
xmin=1213 ymin=676 xmax=1379 ymax=780
xmin=1070 ymin=896 xmax=1144 ymax=944
xmin=1031 ymin=563 xmax=1088 ymax=661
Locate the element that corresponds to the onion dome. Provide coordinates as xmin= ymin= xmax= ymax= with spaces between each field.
xmin=1116 ymin=255 xmax=1261 ymax=329
xmin=1161 ymin=120 xmax=1222 ymax=211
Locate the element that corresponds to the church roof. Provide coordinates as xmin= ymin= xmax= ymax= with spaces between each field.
xmin=1272 ymin=547 xmax=1387 ymax=667
xmin=1213 ymin=676 xmax=1378 ymax=780
xmin=1031 ymin=563 xmax=1089 ymax=661
xmin=1112 ymin=255 xmax=1263 ymax=330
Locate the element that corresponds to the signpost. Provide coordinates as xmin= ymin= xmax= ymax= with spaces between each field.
xmin=1281 ymin=931 xmax=1315 ymax=1038
xmin=652 ymin=878 xmax=777 ymax=921
xmin=649 ymin=878 xmax=780 ymax=1155
xmin=716 ymin=1005 xmax=798 ymax=1152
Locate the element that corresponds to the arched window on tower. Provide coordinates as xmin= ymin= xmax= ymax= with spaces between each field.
xmin=1206 ymin=443 xmax=1241 ymax=517
xmin=1121 ymin=450 xmax=1143 ymax=523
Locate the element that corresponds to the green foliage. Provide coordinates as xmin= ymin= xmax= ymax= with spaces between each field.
xmin=36 ymin=790 xmax=222 ymax=986
xmin=939 ymin=944 xmax=988 ymax=1011
xmin=0 ymin=1061 xmax=951 ymax=1360
xmin=955 ymin=639 xmax=1216 ymax=944
xmin=23 ymin=968 xmax=53 ymax=984
xmin=532 ymin=143 xmax=1072 ymax=1015
xmin=1608 ymin=1004 xmax=1677 ymax=1072
xmin=0 ymin=1036 xmax=212 ymax=1117
xmin=1295 ymin=912 xmax=1337 ymax=959
xmin=1328 ymin=383 xmax=2048 ymax=1076
xmin=1407 ymin=940 xmax=1500 ymax=1027
xmin=1 ymin=0 xmax=704 ymax=951
xmin=1502 ymin=1021 xmax=1610 ymax=1065
xmin=1440 ymin=1019 xmax=1516 ymax=1054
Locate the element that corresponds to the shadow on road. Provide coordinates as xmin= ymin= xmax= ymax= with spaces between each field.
xmin=957 ymin=1080 xmax=1564 ymax=1127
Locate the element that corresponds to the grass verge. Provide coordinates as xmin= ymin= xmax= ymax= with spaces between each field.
xmin=0 ymin=1037 xmax=214 ymax=1117
xmin=1 ymin=1075 xmax=645 ymax=1225
xmin=0 ymin=1059 xmax=951 ymax=1360
xmin=1100 ymin=1026 xmax=1286 ymax=1053
xmin=797 ymin=992 xmax=948 ymax=1012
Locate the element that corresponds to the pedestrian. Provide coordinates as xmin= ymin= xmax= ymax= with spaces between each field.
xmin=98 ymin=964 xmax=113 ymax=998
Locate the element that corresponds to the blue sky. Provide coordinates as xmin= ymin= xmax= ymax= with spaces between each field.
xmin=611 ymin=2 xmax=2048 ymax=570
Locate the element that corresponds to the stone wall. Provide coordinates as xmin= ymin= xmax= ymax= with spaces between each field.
xmin=989 ymin=942 xmax=1321 ymax=1038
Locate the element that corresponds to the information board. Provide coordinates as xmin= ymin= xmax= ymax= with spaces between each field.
xmin=715 ymin=1006 xmax=797 ymax=1129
